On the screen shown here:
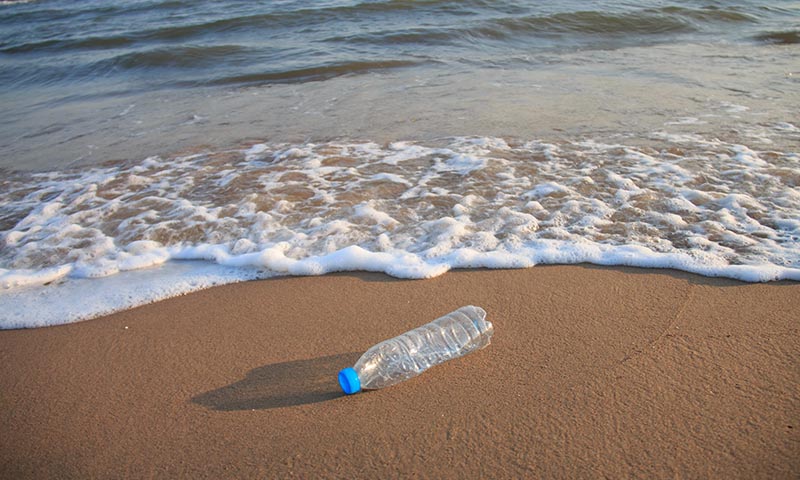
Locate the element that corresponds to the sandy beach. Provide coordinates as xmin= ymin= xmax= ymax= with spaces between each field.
xmin=3 ymin=1 xmax=799 ymax=478
xmin=1 ymin=265 xmax=797 ymax=478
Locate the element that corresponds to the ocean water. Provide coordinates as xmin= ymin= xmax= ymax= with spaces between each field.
xmin=1 ymin=0 xmax=798 ymax=328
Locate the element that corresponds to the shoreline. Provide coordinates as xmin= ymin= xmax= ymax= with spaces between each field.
xmin=1 ymin=265 xmax=798 ymax=478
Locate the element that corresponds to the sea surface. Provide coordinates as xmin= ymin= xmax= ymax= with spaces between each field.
xmin=1 ymin=0 xmax=799 ymax=328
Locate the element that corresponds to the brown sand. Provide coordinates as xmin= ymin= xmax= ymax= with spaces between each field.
xmin=1 ymin=265 xmax=798 ymax=479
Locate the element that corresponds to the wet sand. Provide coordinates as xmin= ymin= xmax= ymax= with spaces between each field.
xmin=1 ymin=265 xmax=798 ymax=478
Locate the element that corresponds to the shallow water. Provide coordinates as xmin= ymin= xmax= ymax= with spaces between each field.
xmin=1 ymin=0 xmax=798 ymax=327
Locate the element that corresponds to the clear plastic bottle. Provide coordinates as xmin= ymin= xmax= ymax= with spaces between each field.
xmin=338 ymin=305 xmax=493 ymax=394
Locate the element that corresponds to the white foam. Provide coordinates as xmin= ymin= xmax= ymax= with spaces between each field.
xmin=369 ymin=173 xmax=412 ymax=186
xmin=665 ymin=117 xmax=707 ymax=125
xmin=774 ymin=122 xmax=799 ymax=132
xmin=0 ymin=262 xmax=273 ymax=329
xmin=0 ymin=264 xmax=72 ymax=289
xmin=1 ymin=133 xmax=799 ymax=328
xmin=354 ymin=202 xmax=399 ymax=227
xmin=525 ymin=182 xmax=573 ymax=198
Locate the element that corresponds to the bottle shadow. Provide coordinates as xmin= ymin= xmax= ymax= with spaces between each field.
xmin=192 ymin=352 xmax=361 ymax=411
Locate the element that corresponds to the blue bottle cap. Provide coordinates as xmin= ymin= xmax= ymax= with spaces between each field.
xmin=338 ymin=367 xmax=361 ymax=395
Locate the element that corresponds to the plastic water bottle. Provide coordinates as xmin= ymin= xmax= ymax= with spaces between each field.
xmin=338 ymin=305 xmax=493 ymax=394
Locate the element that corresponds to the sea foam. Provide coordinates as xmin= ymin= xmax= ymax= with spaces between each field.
xmin=1 ymin=133 xmax=798 ymax=328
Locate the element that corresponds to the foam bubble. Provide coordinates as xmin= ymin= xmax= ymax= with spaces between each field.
xmin=1 ymin=132 xmax=799 ymax=328
xmin=0 ymin=264 xmax=72 ymax=289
